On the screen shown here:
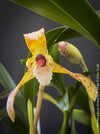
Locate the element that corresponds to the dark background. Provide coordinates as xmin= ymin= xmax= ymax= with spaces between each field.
xmin=0 ymin=0 xmax=100 ymax=134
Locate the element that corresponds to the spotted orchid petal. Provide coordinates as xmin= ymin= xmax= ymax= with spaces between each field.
xmin=52 ymin=62 xmax=97 ymax=101
xmin=26 ymin=56 xmax=35 ymax=68
xmin=6 ymin=65 xmax=35 ymax=122
xmin=24 ymin=28 xmax=48 ymax=57
xmin=33 ymin=64 xmax=53 ymax=86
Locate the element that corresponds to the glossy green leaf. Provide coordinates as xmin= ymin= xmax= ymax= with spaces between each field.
xmin=56 ymin=90 xmax=69 ymax=111
xmin=10 ymin=0 xmax=100 ymax=48
xmin=0 ymin=108 xmax=28 ymax=134
xmin=68 ymin=85 xmax=90 ymax=113
xmin=42 ymin=92 xmax=69 ymax=112
xmin=0 ymin=62 xmax=27 ymax=120
xmin=46 ymin=26 xmax=81 ymax=50
xmin=50 ymin=43 xmax=66 ymax=95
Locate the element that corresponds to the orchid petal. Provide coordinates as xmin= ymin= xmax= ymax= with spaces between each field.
xmin=26 ymin=56 xmax=35 ymax=68
xmin=6 ymin=65 xmax=35 ymax=122
xmin=33 ymin=64 xmax=53 ymax=86
xmin=24 ymin=28 xmax=48 ymax=57
xmin=52 ymin=62 xmax=97 ymax=101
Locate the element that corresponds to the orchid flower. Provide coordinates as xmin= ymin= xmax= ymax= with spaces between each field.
xmin=6 ymin=28 xmax=97 ymax=122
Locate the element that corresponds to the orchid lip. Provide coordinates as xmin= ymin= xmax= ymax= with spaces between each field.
xmin=36 ymin=54 xmax=46 ymax=67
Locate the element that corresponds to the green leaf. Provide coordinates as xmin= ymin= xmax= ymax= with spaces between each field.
xmin=71 ymin=112 xmax=76 ymax=134
xmin=49 ymin=0 xmax=100 ymax=48
xmin=71 ymin=109 xmax=91 ymax=134
xmin=0 ymin=91 xmax=8 ymax=99
xmin=27 ymin=99 xmax=33 ymax=134
xmin=0 ymin=108 xmax=28 ymax=134
xmin=20 ymin=59 xmax=27 ymax=66
xmin=42 ymin=92 xmax=69 ymax=112
xmin=42 ymin=92 xmax=58 ymax=107
xmin=50 ymin=43 xmax=66 ymax=95
xmin=56 ymin=90 xmax=69 ymax=111
xmin=72 ymin=109 xmax=91 ymax=125
xmin=68 ymin=85 xmax=90 ymax=113
xmin=0 ymin=62 xmax=16 ymax=90
xmin=46 ymin=26 xmax=81 ymax=50
xmin=0 ymin=62 xmax=27 ymax=121
xmin=83 ymin=70 xmax=100 ymax=78
xmin=97 ymin=10 xmax=100 ymax=16
xmin=10 ymin=0 xmax=100 ymax=48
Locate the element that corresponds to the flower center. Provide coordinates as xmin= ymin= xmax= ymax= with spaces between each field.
xmin=36 ymin=54 xmax=46 ymax=67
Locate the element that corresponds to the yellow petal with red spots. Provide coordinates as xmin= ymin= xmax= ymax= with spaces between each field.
xmin=26 ymin=56 xmax=35 ymax=69
xmin=6 ymin=65 xmax=35 ymax=122
xmin=52 ymin=61 xmax=97 ymax=101
xmin=24 ymin=28 xmax=48 ymax=57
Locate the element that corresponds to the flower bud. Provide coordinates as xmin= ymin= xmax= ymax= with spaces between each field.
xmin=58 ymin=41 xmax=83 ymax=64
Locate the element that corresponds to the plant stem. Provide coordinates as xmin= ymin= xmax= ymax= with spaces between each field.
xmin=80 ymin=59 xmax=99 ymax=134
xmin=33 ymin=84 xmax=44 ymax=134
xmin=60 ymin=111 xmax=69 ymax=134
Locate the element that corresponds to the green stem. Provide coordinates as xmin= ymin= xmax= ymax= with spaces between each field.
xmin=60 ymin=82 xmax=81 ymax=134
xmin=69 ymin=82 xmax=81 ymax=111
xmin=60 ymin=111 xmax=69 ymax=134
xmin=33 ymin=84 xmax=44 ymax=134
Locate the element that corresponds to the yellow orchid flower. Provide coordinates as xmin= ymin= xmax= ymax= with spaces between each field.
xmin=6 ymin=28 xmax=97 ymax=122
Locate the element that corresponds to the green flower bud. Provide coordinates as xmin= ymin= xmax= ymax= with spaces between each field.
xmin=58 ymin=41 xmax=83 ymax=64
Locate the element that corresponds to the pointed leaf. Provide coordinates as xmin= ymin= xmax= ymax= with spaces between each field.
xmin=42 ymin=92 xmax=58 ymax=107
xmin=46 ymin=26 xmax=81 ymax=50
xmin=10 ymin=0 xmax=100 ymax=48
xmin=72 ymin=109 xmax=91 ymax=125
xmin=67 ymin=85 xmax=90 ymax=113
xmin=56 ymin=90 xmax=69 ymax=111
xmin=50 ymin=43 xmax=66 ymax=95
xmin=0 ymin=62 xmax=27 ymax=120
xmin=27 ymin=99 xmax=33 ymax=134
xmin=0 ymin=108 xmax=28 ymax=134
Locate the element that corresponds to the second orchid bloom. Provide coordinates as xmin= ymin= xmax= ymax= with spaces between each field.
xmin=6 ymin=28 xmax=97 ymax=122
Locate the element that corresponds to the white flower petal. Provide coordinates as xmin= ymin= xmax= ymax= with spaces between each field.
xmin=33 ymin=64 xmax=53 ymax=86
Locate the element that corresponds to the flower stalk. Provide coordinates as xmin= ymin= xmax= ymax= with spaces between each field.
xmin=33 ymin=84 xmax=44 ymax=134
xmin=58 ymin=41 xmax=99 ymax=134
